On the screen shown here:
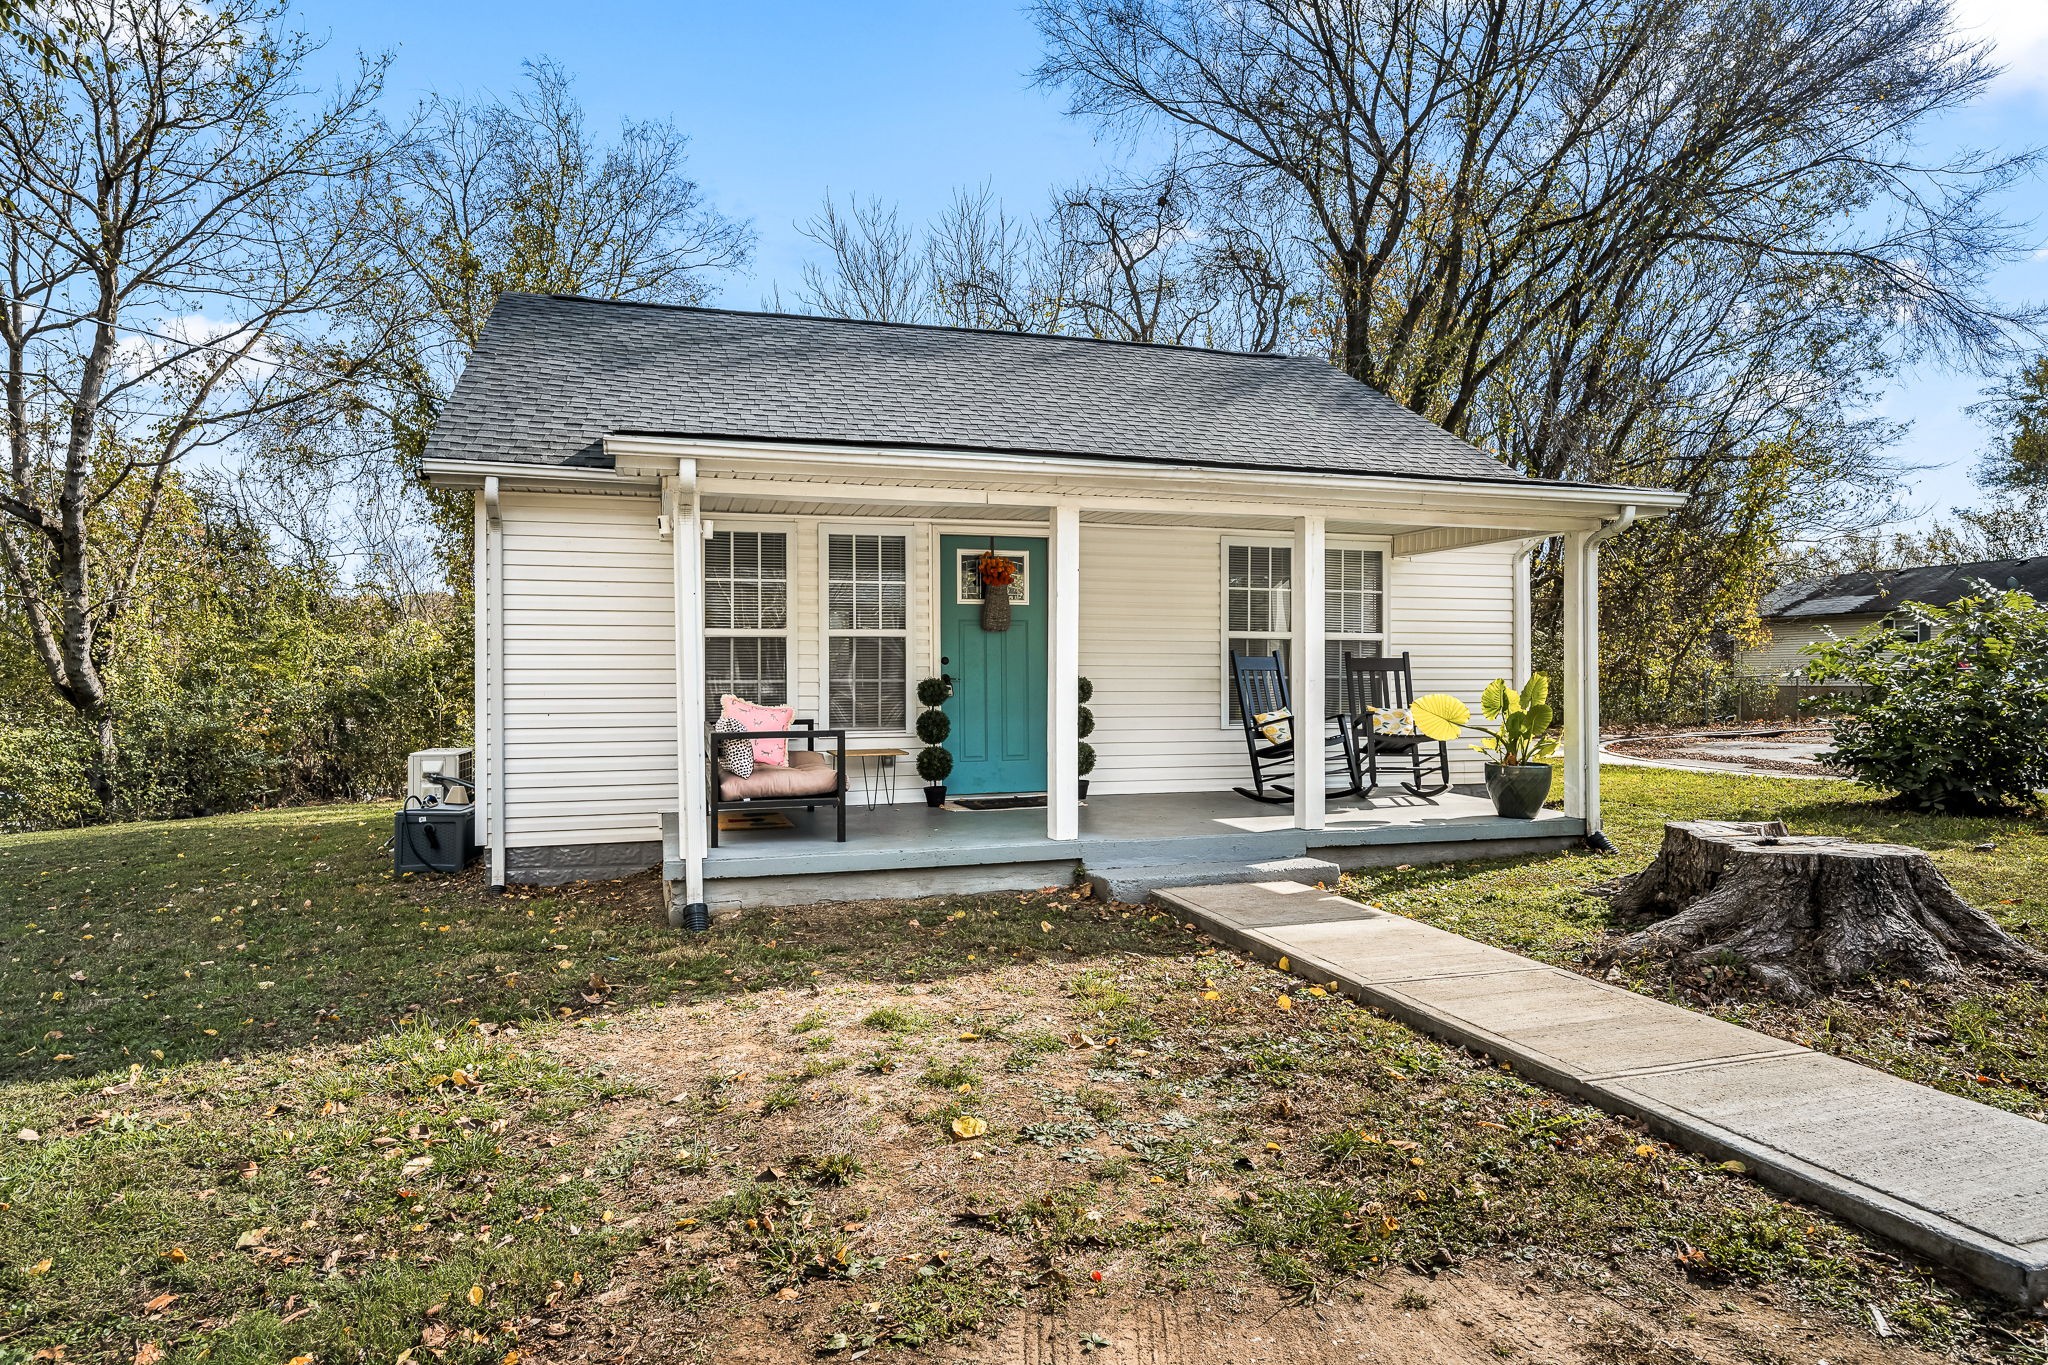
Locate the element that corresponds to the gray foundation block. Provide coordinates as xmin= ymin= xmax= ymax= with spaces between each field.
xmin=506 ymin=841 xmax=661 ymax=885
xmin=707 ymin=859 xmax=1082 ymax=911
xmin=1085 ymin=855 xmax=1341 ymax=905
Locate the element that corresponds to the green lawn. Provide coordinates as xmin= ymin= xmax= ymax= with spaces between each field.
xmin=0 ymin=770 xmax=2043 ymax=1362
xmin=1340 ymin=767 xmax=2048 ymax=1117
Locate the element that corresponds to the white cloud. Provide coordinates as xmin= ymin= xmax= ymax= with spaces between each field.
xmin=1949 ymin=0 xmax=2048 ymax=94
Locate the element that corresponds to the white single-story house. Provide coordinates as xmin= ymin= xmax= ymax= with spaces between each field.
xmin=421 ymin=294 xmax=1683 ymax=915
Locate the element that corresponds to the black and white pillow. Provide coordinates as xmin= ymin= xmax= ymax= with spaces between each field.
xmin=713 ymin=715 xmax=754 ymax=778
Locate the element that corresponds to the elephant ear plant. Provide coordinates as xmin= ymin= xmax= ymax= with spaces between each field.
xmin=1410 ymin=675 xmax=1560 ymax=819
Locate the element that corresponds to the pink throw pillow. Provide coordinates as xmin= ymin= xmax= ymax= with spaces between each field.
xmin=719 ymin=694 xmax=794 ymax=767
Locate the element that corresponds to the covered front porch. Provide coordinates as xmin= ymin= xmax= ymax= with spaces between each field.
xmin=672 ymin=786 xmax=1584 ymax=909
xmin=613 ymin=434 xmax=1682 ymax=915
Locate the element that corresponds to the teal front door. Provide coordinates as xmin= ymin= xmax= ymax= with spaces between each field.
xmin=939 ymin=535 xmax=1048 ymax=795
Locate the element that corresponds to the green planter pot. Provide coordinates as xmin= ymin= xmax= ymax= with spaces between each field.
xmin=1485 ymin=762 xmax=1552 ymax=820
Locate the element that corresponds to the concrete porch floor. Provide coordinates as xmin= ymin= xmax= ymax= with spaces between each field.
xmin=684 ymin=787 xmax=1584 ymax=889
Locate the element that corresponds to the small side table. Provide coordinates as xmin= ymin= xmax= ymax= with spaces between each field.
xmin=842 ymin=747 xmax=907 ymax=811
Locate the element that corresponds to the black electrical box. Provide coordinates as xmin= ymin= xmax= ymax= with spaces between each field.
xmin=394 ymin=804 xmax=476 ymax=874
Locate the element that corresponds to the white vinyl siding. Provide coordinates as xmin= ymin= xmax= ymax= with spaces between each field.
xmin=497 ymin=491 xmax=675 ymax=848
xmin=1384 ymin=545 xmax=1517 ymax=784
xmin=1739 ymin=614 xmax=1885 ymax=679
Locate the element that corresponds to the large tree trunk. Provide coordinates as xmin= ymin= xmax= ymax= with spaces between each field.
xmin=1601 ymin=821 xmax=2048 ymax=1002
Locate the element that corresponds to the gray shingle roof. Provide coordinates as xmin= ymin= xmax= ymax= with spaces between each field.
xmin=1762 ymin=558 xmax=2048 ymax=619
xmin=423 ymin=293 xmax=1525 ymax=483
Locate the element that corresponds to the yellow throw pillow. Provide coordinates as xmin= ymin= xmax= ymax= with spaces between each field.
xmin=1252 ymin=707 xmax=1293 ymax=746
xmin=1369 ymin=706 xmax=1417 ymax=736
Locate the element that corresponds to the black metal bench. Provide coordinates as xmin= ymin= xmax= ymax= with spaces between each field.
xmin=707 ymin=719 xmax=847 ymax=846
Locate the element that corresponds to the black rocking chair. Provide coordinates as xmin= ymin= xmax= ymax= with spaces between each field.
xmin=1340 ymin=651 xmax=1452 ymax=798
xmin=1228 ymin=650 xmax=1359 ymax=804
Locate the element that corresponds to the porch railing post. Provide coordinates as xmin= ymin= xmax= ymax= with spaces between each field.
xmin=1295 ymin=513 xmax=1326 ymax=832
xmin=1561 ymin=528 xmax=1600 ymax=832
xmin=668 ymin=465 xmax=710 ymax=909
xmin=1047 ymin=501 xmax=1083 ymax=841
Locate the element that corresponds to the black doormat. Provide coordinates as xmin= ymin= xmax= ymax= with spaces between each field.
xmin=945 ymin=794 xmax=1048 ymax=812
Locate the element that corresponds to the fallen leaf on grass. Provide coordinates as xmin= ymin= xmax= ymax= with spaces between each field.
xmin=950 ymin=1115 xmax=988 ymax=1140
xmin=28 ymin=1258 xmax=51 ymax=1275
xmin=401 ymin=1155 xmax=434 ymax=1178
xmin=133 ymin=1345 xmax=164 ymax=1365
xmin=236 ymin=1227 xmax=269 ymax=1249
xmin=468 ymin=1285 xmax=485 ymax=1307
xmin=1275 ymin=994 xmax=1292 ymax=1011
xmin=143 ymin=1292 xmax=177 ymax=1312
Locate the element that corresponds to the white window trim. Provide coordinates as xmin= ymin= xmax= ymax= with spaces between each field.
xmin=1218 ymin=535 xmax=1392 ymax=728
xmin=704 ymin=521 xmax=795 ymax=719
xmin=818 ymin=520 xmax=916 ymax=736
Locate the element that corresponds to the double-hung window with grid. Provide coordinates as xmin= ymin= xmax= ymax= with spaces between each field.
xmin=825 ymin=531 xmax=909 ymax=731
xmin=703 ymin=529 xmax=789 ymax=718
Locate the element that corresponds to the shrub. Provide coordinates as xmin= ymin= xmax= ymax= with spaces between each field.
xmin=1804 ymin=583 xmax=2048 ymax=811
xmin=915 ymin=708 xmax=950 ymax=744
xmin=917 ymin=745 xmax=953 ymax=783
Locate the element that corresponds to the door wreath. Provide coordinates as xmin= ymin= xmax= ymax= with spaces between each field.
xmin=977 ymin=548 xmax=1018 ymax=632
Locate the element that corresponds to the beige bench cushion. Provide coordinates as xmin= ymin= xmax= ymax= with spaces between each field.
xmin=719 ymin=748 xmax=837 ymax=801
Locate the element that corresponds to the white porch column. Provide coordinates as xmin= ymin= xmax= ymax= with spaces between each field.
xmin=1047 ymin=501 xmax=1083 ymax=841
xmin=1511 ymin=538 xmax=1540 ymax=687
xmin=1560 ymin=528 xmax=1601 ymax=832
xmin=667 ymin=465 xmax=710 ymax=909
xmin=1294 ymin=513 xmax=1327 ymax=831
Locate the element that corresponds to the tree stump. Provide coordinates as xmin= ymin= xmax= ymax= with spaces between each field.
xmin=1601 ymin=821 xmax=2048 ymax=1002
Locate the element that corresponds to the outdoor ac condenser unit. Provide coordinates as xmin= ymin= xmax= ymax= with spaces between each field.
xmin=407 ymin=747 xmax=474 ymax=805
xmin=397 ymin=746 xmax=477 ymax=875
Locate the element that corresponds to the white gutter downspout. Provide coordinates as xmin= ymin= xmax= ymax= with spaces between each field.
xmin=481 ymin=477 xmax=507 ymax=891
xmin=1567 ymin=505 xmax=1637 ymax=851
xmin=1510 ymin=537 xmax=1544 ymax=686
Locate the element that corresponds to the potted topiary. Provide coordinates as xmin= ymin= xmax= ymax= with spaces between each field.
xmin=1077 ymin=677 xmax=1096 ymax=800
xmin=916 ymin=676 xmax=953 ymax=807
xmin=1409 ymin=676 xmax=1559 ymax=819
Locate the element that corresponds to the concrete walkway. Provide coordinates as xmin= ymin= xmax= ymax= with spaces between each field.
xmin=1155 ymin=880 xmax=2048 ymax=1305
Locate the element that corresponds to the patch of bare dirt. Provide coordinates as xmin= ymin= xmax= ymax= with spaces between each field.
xmin=959 ymin=1276 xmax=1943 ymax=1365
xmin=513 ymin=946 xmax=1984 ymax=1364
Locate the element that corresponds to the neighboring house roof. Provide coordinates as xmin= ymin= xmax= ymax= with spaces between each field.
xmin=1761 ymin=557 xmax=2048 ymax=620
xmin=422 ymin=293 xmax=1528 ymax=483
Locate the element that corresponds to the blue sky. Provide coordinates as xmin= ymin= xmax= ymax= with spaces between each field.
xmin=299 ymin=0 xmax=2048 ymax=529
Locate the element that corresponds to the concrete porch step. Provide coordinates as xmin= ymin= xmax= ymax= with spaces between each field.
xmin=1085 ymin=855 xmax=1341 ymax=904
xmin=1155 ymin=879 xmax=2048 ymax=1306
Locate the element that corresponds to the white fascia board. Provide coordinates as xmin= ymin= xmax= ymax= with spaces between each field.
xmin=420 ymin=457 xmax=660 ymax=491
